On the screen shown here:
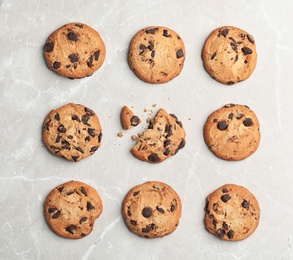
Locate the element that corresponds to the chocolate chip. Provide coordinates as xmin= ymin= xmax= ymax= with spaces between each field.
xmin=236 ymin=113 xmax=244 ymax=119
xmin=87 ymin=202 xmax=95 ymax=211
xmin=48 ymin=208 xmax=57 ymax=214
xmin=65 ymin=225 xmax=76 ymax=234
xmin=72 ymin=115 xmax=81 ymax=122
xmin=156 ymin=206 xmax=165 ymax=213
xmin=133 ymin=190 xmax=140 ymax=196
xmin=145 ymin=27 xmax=158 ymax=34
xmin=222 ymin=222 xmax=229 ymax=230
xmin=52 ymin=210 xmax=60 ymax=219
xmin=76 ymin=147 xmax=84 ymax=154
xmin=90 ymin=146 xmax=99 ymax=153
xmin=75 ymin=23 xmax=83 ymax=28
xmin=217 ymin=121 xmax=228 ymax=130
xmin=170 ymin=203 xmax=175 ymax=212
xmin=54 ymin=113 xmax=60 ymax=121
xmin=148 ymin=41 xmax=154 ymax=51
xmin=176 ymin=49 xmax=184 ymax=58
xmin=164 ymin=140 xmax=171 ymax=147
xmin=82 ymin=115 xmax=90 ymax=126
xmin=222 ymin=188 xmax=229 ymax=193
xmin=228 ymin=113 xmax=234 ymax=120
xmin=57 ymin=125 xmax=66 ymax=133
xmin=72 ymin=155 xmax=79 ymax=162
xmin=148 ymin=153 xmax=159 ymax=163
xmin=85 ymin=136 xmax=91 ymax=142
xmin=216 ymin=228 xmax=225 ymax=238
xmin=247 ymin=34 xmax=255 ymax=44
xmin=68 ymin=53 xmax=79 ymax=63
xmin=61 ymin=140 xmax=70 ymax=150
xmin=227 ymin=81 xmax=235 ymax=85
xmin=151 ymin=50 xmax=155 ymax=58
xmin=241 ymin=47 xmax=253 ymax=55
xmin=87 ymin=56 xmax=93 ymax=68
xmin=227 ymin=230 xmax=234 ymax=239
xmin=130 ymin=116 xmax=140 ymax=126
xmin=221 ymin=29 xmax=229 ymax=37
xmin=67 ymin=31 xmax=78 ymax=41
xmin=79 ymin=217 xmax=88 ymax=224
xmin=57 ymin=186 xmax=64 ymax=192
xmin=80 ymin=187 xmax=87 ymax=196
xmin=66 ymin=190 xmax=75 ymax=195
xmin=163 ymin=148 xmax=170 ymax=156
xmin=44 ymin=120 xmax=51 ymax=131
xmin=211 ymin=53 xmax=216 ymax=60
xmin=139 ymin=44 xmax=146 ymax=54
xmin=53 ymin=61 xmax=61 ymax=69
xmin=44 ymin=42 xmax=54 ymax=52
xmin=88 ymin=128 xmax=96 ymax=137
xmin=142 ymin=225 xmax=151 ymax=233
xmin=94 ymin=50 xmax=100 ymax=61
xmin=98 ymin=133 xmax=103 ymax=143
xmin=130 ymin=220 xmax=137 ymax=226
xmin=179 ymin=139 xmax=186 ymax=149
xmin=242 ymin=200 xmax=250 ymax=209
xmin=221 ymin=194 xmax=231 ymax=202
xmin=243 ymin=118 xmax=253 ymax=126
xmin=163 ymin=29 xmax=171 ymax=37
xmin=142 ymin=207 xmax=153 ymax=218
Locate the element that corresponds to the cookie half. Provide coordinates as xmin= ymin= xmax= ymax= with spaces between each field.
xmin=44 ymin=180 xmax=103 ymax=239
xmin=203 ymin=104 xmax=260 ymax=161
xmin=122 ymin=181 xmax=182 ymax=238
xmin=128 ymin=26 xmax=185 ymax=84
xmin=131 ymin=108 xmax=186 ymax=163
xmin=42 ymin=103 xmax=102 ymax=162
xmin=204 ymin=184 xmax=260 ymax=241
xmin=202 ymin=26 xmax=257 ymax=85
xmin=44 ymin=22 xmax=106 ymax=79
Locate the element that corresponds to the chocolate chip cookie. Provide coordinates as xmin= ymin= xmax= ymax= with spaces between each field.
xmin=202 ymin=26 xmax=257 ymax=85
xmin=131 ymin=108 xmax=186 ymax=163
xmin=203 ymin=104 xmax=260 ymax=161
xmin=120 ymin=106 xmax=141 ymax=130
xmin=128 ymin=26 xmax=185 ymax=84
xmin=42 ymin=103 xmax=102 ymax=162
xmin=122 ymin=181 xmax=182 ymax=238
xmin=44 ymin=22 xmax=106 ymax=79
xmin=204 ymin=184 xmax=260 ymax=241
xmin=44 ymin=180 xmax=103 ymax=239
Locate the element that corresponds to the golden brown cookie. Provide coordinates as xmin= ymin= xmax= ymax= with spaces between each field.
xmin=44 ymin=180 xmax=103 ymax=239
xmin=131 ymin=108 xmax=186 ymax=163
xmin=202 ymin=26 xmax=257 ymax=85
xmin=128 ymin=26 xmax=185 ymax=84
xmin=42 ymin=103 xmax=102 ymax=162
xmin=203 ymin=104 xmax=260 ymax=161
xmin=204 ymin=184 xmax=260 ymax=241
xmin=122 ymin=181 xmax=182 ymax=238
xmin=44 ymin=22 xmax=106 ymax=79
xmin=120 ymin=106 xmax=141 ymax=130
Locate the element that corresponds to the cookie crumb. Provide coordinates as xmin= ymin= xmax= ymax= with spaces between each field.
xmin=118 ymin=132 xmax=124 ymax=137
xmin=131 ymin=135 xmax=138 ymax=141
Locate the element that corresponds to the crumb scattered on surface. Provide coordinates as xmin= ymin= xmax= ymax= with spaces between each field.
xmin=146 ymin=117 xmax=151 ymax=123
xmin=117 ymin=132 xmax=124 ymax=137
xmin=152 ymin=104 xmax=157 ymax=108
xmin=131 ymin=135 xmax=138 ymax=141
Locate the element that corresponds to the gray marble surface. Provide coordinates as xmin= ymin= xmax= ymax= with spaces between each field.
xmin=1 ymin=0 xmax=293 ymax=259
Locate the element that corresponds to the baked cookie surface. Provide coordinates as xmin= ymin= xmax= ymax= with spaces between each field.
xmin=44 ymin=180 xmax=103 ymax=239
xmin=204 ymin=184 xmax=260 ymax=241
xmin=203 ymin=104 xmax=260 ymax=161
xmin=128 ymin=26 xmax=185 ymax=84
xmin=44 ymin=22 xmax=106 ymax=79
xmin=202 ymin=26 xmax=257 ymax=85
xmin=131 ymin=108 xmax=186 ymax=163
xmin=42 ymin=103 xmax=102 ymax=162
xmin=122 ymin=181 xmax=182 ymax=238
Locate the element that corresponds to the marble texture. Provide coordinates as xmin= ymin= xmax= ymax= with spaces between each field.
xmin=1 ymin=0 xmax=293 ymax=259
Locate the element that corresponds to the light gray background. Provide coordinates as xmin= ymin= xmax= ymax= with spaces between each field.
xmin=1 ymin=0 xmax=293 ymax=259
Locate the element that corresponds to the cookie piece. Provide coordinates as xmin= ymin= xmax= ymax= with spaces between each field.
xmin=128 ymin=26 xmax=185 ymax=84
xmin=131 ymin=108 xmax=186 ymax=163
xmin=203 ymin=104 xmax=260 ymax=161
xmin=44 ymin=180 xmax=103 ymax=239
xmin=204 ymin=184 xmax=260 ymax=241
xmin=122 ymin=181 xmax=182 ymax=238
xmin=202 ymin=26 xmax=257 ymax=85
xmin=42 ymin=103 xmax=102 ymax=162
xmin=44 ymin=22 xmax=106 ymax=79
xmin=120 ymin=106 xmax=141 ymax=130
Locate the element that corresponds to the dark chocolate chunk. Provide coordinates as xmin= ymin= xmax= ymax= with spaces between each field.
xmin=88 ymin=128 xmax=96 ymax=137
xmin=216 ymin=228 xmax=225 ymax=238
xmin=236 ymin=113 xmax=244 ymax=119
xmin=87 ymin=56 xmax=93 ymax=68
xmin=148 ymin=153 xmax=160 ymax=163
xmin=53 ymin=61 xmax=61 ymax=69
xmin=163 ymin=29 xmax=171 ymax=37
xmin=163 ymin=148 xmax=170 ymax=156
xmin=243 ymin=118 xmax=253 ymax=126
xmin=87 ymin=202 xmax=95 ymax=211
xmin=139 ymin=44 xmax=146 ymax=54
xmin=130 ymin=220 xmax=137 ymax=226
xmin=241 ymin=47 xmax=253 ymax=55
xmin=68 ymin=53 xmax=79 ymax=63
xmin=44 ymin=42 xmax=54 ymax=52
xmin=79 ymin=217 xmax=88 ymax=224
xmin=179 ymin=139 xmax=186 ymax=149
xmin=72 ymin=115 xmax=81 ymax=122
xmin=170 ymin=203 xmax=175 ymax=212
xmin=80 ymin=186 xmax=87 ymax=196
xmin=130 ymin=116 xmax=140 ymax=126
xmin=75 ymin=23 xmax=83 ymax=28
xmin=76 ymin=147 xmax=84 ymax=154
xmin=142 ymin=207 xmax=153 ymax=218
xmin=48 ymin=208 xmax=57 ymax=214
xmin=242 ymin=200 xmax=250 ymax=209
xmin=67 ymin=31 xmax=78 ymax=42
xmin=82 ymin=115 xmax=90 ymax=126
xmin=176 ymin=49 xmax=184 ymax=58
xmin=151 ymin=50 xmax=155 ymax=58
xmin=52 ymin=210 xmax=60 ymax=219
xmin=133 ymin=190 xmax=140 ymax=196
xmin=57 ymin=125 xmax=66 ymax=133
xmin=54 ymin=113 xmax=60 ymax=121
xmin=66 ymin=190 xmax=75 ymax=196
xmin=228 ymin=113 xmax=234 ymax=120
xmin=211 ymin=53 xmax=216 ymax=60
xmin=90 ymin=146 xmax=99 ymax=153
xmin=164 ymin=140 xmax=171 ymax=147
xmin=222 ymin=188 xmax=229 ymax=193
xmin=221 ymin=29 xmax=229 ymax=37
xmin=98 ymin=133 xmax=103 ymax=143
xmin=217 ymin=121 xmax=228 ymax=130
xmin=142 ymin=225 xmax=151 ymax=233
xmin=85 ymin=107 xmax=95 ymax=115
xmin=94 ymin=50 xmax=100 ymax=61
xmin=247 ymin=34 xmax=255 ymax=44
xmin=222 ymin=222 xmax=229 ymax=230
xmin=72 ymin=155 xmax=79 ymax=162
xmin=57 ymin=186 xmax=64 ymax=192
xmin=156 ymin=206 xmax=165 ymax=213
xmin=65 ymin=225 xmax=76 ymax=234
xmin=145 ymin=27 xmax=158 ymax=34
xmin=148 ymin=41 xmax=154 ymax=51
xmin=227 ymin=230 xmax=234 ymax=239
xmin=227 ymin=81 xmax=235 ymax=85
xmin=85 ymin=136 xmax=91 ymax=142
xmin=221 ymin=194 xmax=231 ymax=202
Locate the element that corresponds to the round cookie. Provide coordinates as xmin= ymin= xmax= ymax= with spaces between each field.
xmin=122 ymin=181 xmax=182 ymax=238
xmin=44 ymin=22 xmax=106 ymax=79
xmin=128 ymin=26 xmax=186 ymax=84
xmin=42 ymin=103 xmax=102 ymax=162
xmin=131 ymin=108 xmax=186 ymax=163
xmin=202 ymin=26 xmax=257 ymax=85
xmin=203 ymin=104 xmax=260 ymax=161
xmin=204 ymin=184 xmax=260 ymax=241
xmin=44 ymin=180 xmax=103 ymax=239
